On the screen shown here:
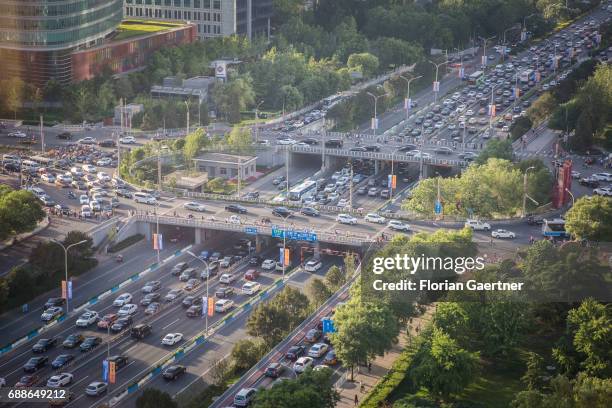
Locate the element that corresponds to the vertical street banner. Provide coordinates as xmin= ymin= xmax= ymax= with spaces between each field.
xmin=153 ymin=233 xmax=163 ymax=250
xmin=481 ymin=55 xmax=487 ymax=66
xmin=520 ymin=30 xmax=527 ymax=42
xmin=202 ymin=296 xmax=207 ymax=317
xmin=433 ymin=81 xmax=440 ymax=92
xmin=535 ymin=71 xmax=541 ymax=82
xmin=388 ymin=174 xmax=396 ymax=189
xmin=67 ymin=280 xmax=73 ymax=300
xmin=514 ymin=87 xmax=520 ymax=98
xmin=208 ymin=297 xmax=215 ymax=317
xmin=488 ymin=104 xmax=496 ymax=117
xmin=109 ymin=361 xmax=116 ymax=384
xmin=371 ymin=117 xmax=378 ymax=130
xmin=102 ymin=360 xmax=109 ymax=382
xmin=458 ymin=66 xmax=465 ymax=79
xmin=61 ymin=280 xmax=67 ymax=299
xmin=404 ymin=98 xmax=412 ymax=111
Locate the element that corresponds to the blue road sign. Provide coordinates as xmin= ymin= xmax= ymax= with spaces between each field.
xmin=435 ymin=201 xmax=442 ymax=215
xmin=272 ymin=228 xmax=317 ymax=242
xmin=244 ymin=227 xmax=257 ymax=235
xmin=322 ymin=318 xmax=336 ymax=334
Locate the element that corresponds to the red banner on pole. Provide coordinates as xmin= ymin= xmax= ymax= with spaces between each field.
xmin=61 ymin=280 xmax=67 ymax=299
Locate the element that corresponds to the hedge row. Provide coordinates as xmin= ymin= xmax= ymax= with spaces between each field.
xmin=108 ymin=234 xmax=144 ymax=253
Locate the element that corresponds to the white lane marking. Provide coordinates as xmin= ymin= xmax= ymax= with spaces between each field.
xmin=71 ymin=374 xmax=90 ymax=388
xmin=66 ymin=394 xmax=84 ymax=407
xmin=162 ymin=318 xmax=180 ymax=330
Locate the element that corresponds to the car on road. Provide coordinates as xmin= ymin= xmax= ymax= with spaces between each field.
xmin=388 ymin=220 xmax=410 ymax=232
xmin=285 ymin=344 xmax=306 ymax=361
xmin=323 ymin=350 xmax=338 ymax=365
xmin=234 ymin=388 xmax=258 ymax=407
xmin=62 ymin=334 xmax=85 ymax=349
xmin=293 ymin=357 xmax=314 ymax=374
xmin=117 ymin=303 xmax=137 ymax=317
xmin=578 ymin=177 xmax=599 ymax=187
xmin=220 ymin=273 xmax=237 ymax=284
xmin=77 ymin=137 xmax=96 ymax=145
xmin=244 ymin=269 xmax=260 ymax=281
xmin=171 ymin=262 xmax=188 ymax=276
xmin=179 ymin=267 xmax=196 ymax=282
xmin=8 ymin=131 xmax=27 ymax=138
xmin=242 ymin=281 xmax=261 ymax=295
xmin=79 ymin=194 xmax=90 ymax=205
xmin=163 ymin=288 xmax=184 ymax=303
xmin=163 ymin=365 xmax=187 ymax=381
xmin=336 ymin=213 xmax=357 ymax=225
xmin=85 ymin=381 xmax=107 ymax=396
xmin=261 ymin=259 xmax=276 ymax=270
xmin=594 ymin=187 xmax=612 ymax=196
xmin=41 ymin=306 xmax=63 ymax=322
xmin=162 ymin=333 xmax=183 ymax=346
xmin=225 ymin=204 xmax=247 ymax=214
xmin=185 ymin=278 xmax=201 ymax=291
xmin=119 ymin=136 xmax=136 ymax=144
xmin=592 ymin=172 xmax=612 ymax=182
xmin=110 ymin=317 xmax=133 ymax=332
xmin=264 ymin=362 xmax=285 ymax=378
xmin=97 ymin=313 xmax=118 ymax=330
xmin=47 ymin=373 xmax=74 ymax=388
xmin=248 ymin=255 xmax=262 ymax=266
xmin=365 ymin=213 xmax=386 ymax=224
xmin=15 ymin=375 xmax=38 ymax=387
xmin=491 ymin=229 xmax=516 ymax=239
xmin=305 ymin=328 xmax=322 ymax=343
xmin=308 ymin=343 xmax=329 ymax=358
xmin=80 ymin=336 xmax=102 ymax=352
xmin=272 ymin=176 xmax=286 ymax=185
xmin=106 ymin=355 xmax=129 ymax=370
xmin=300 ymin=206 xmax=320 ymax=216
xmin=145 ymin=302 xmax=160 ymax=315
xmin=186 ymin=305 xmax=203 ymax=317
xmin=96 ymin=158 xmax=112 ymax=167
xmin=75 ymin=310 xmax=99 ymax=327
xmin=304 ymin=259 xmax=323 ymax=272
xmin=23 ymin=356 xmax=48 ymax=372
xmin=464 ymin=219 xmax=491 ymax=231
xmin=272 ymin=206 xmax=292 ymax=217
xmin=215 ymin=299 xmax=234 ymax=313
xmin=112 ymin=293 xmax=133 ymax=307
xmin=141 ymin=280 xmax=161 ymax=293
xmin=183 ymin=201 xmax=206 ymax=212
xmin=44 ymin=297 xmax=65 ymax=309
xmin=51 ymin=354 xmax=74 ymax=369
xmin=41 ymin=173 xmax=56 ymax=183
xmin=32 ymin=338 xmax=58 ymax=353
xmin=215 ymin=286 xmax=235 ymax=299
xmin=131 ymin=323 xmax=152 ymax=339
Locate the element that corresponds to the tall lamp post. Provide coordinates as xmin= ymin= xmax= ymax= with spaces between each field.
xmin=279 ymin=214 xmax=292 ymax=282
xmin=427 ymin=60 xmax=448 ymax=104
xmin=501 ymin=25 xmax=521 ymax=62
xmin=187 ymin=251 xmax=211 ymax=335
xmin=480 ymin=35 xmax=497 ymax=68
xmin=522 ymin=166 xmax=536 ymax=217
xmin=366 ymin=91 xmax=387 ymax=136
xmin=255 ymin=100 xmax=264 ymax=142
xmin=50 ymin=239 xmax=88 ymax=314
xmin=398 ymin=75 xmax=423 ymax=120
xmin=565 ymin=188 xmax=575 ymax=207
xmin=184 ymin=100 xmax=191 ymax=136
xmin=390 ymin=147 xmax=404 ymax=200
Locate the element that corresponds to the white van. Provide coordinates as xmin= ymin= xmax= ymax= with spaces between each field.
xmin=133 ymin=192 xmax=156 ymax=205
xmin=234 ymin=388 xmax=257 ymax=407
xmin=2 ymin=154 xmax=21 ymax=163
xmin=214 ymin=299 xmax=234 ymax=313
xmin=464 ymin=219 xmax=491 ymax=231
xmin=21 ymin=160 xmax=40 ymax=171
xmin=81 ymin=205 xmax=92 ymax=218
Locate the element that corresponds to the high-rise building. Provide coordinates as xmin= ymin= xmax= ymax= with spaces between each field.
xmin=124 ymin=0 xmax=273 ymax=40
xmin=0 ymin=0 xmax=124 ymax=84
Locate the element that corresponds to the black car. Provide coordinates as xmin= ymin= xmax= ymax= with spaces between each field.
xmin=225 ymin=204 xmax=247 ymax=214
xmin=24 ymin=356 xmax=48 ymax=372
xmin=244 ymin=191 xmax=260 ymax=199
xmin=44 ymin=298 xmax=66 ymax=310
xmin=116 ymin=189 xmax=133 ymax=198
xmin=526 ymin=216 xmax=545 ymax=226
xmin=272 ymin=207 xmax=292 ymax=217
xmin=4 ymin=162 xmax=20 ymax=172
xmin=80 ymin=336 xmax=102 ymax=352
xmin=215 ymin=286 xmax=235 ymax=298
xmin=264 ymin=362 xmax=285 ymax=378
xmin=130 ymin=324 xmax=152 ymax=340
xmin=51 ymin=354 xmax=74 ymax=369
xmin=578 ymin=178 xmax=599 ymax=188
xmin=98 ymin=139 xmax=116 ymax=148
xmin=106 ymin=355 xmax=128 ymax=370
xmin=398 ymin=144 xmax=417 ymax=152
xmin=272 ymin=176 xmax=286 ymax=185
xmin=57 ymin=132 xmax=72 ymax=140
xmin=324 ymin=139 xmax=343 ymax=148
xmin=300 ymin=207 xmax=320 ymax=217
xmin=63 ymin=334 xmax=84 ymax=348
xmin=186 ymin=305 xmax=203 ymax=317
xmin=163 ymin=365 xmax=186 ymax=380
xmin=182 ymin=296 xmax=202 ymax=308
xmin=140 ymin=293 xmax=161 ymax=306
xmin=249 ymin=255 xmax=262 ymax=266
xmin=301 ymin=138 xmax=319 ymax=145
xmin=285 ymin=345 xmax=306 ymax=361
xmin=110 ymin=317 xmax=133 ymax=332
xmin=32 ymin=338 xmax=57 ymax=353
xmin=171 ymin=262 xmax=188 ymax=276
xmin=364 ymin=145 xmax=381 ymax=152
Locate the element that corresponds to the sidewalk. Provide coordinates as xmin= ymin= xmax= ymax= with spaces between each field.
xmin=335 ymin=306 xmax=435 ymax=408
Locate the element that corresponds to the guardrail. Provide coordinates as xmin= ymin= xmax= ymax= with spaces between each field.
xmin=133 ymin=214 xmax=372 ymax=245
xmin=0 ymin=244 xmax=193 ymax=357
xmin=105 ymin=266 xmax=303 ymax=407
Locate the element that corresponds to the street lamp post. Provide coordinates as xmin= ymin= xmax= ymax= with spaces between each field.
xmin=280 ymin=214 xmax=292 ymax=282
xmin=523 ymin=13 xmax=536 ymax=32
xmin=255 ymin=100 xmax=264 ymax=142
xmin=187 ymin=251 xmax=211 ymax=335
xmin=50 ymin=239 xmax=88 ymax=314
xmin=390 ymin=147 xmax=403 ymax=200
xmin=522 ymin=166 xmax=536 ymax=217
xmin=398 ymin=75 xmax=423 ymax=120
xmin=480 ymin=35 xmax=497 ymax=68
xmin=565 ymin=188 xmax=575 ymax=207
xmin=502 ymin=25 xmax=521 ymax=62
xmin=427 ymin=60 xmax=448 ymax=104
xmin=366 ymin=91 xmax=387 ymax=136
xmin=184 ymin=100 xmax=191 ymax=135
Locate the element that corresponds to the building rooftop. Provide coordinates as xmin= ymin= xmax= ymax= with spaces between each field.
xmin=113 ymin=20 xmax=189 ymax=41
xmin=193 ymin=153 xmax=256 ymax=164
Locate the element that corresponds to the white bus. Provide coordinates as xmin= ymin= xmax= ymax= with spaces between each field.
xmin=289 ymin=180 xmax=317 ymax=201
xmin=21 ymin=160 xmax=40 ymax=172
xmin=468 ymin=71 xmax=484 ymax=85
xmin=519 ymin=69 xmax=534 ymax=83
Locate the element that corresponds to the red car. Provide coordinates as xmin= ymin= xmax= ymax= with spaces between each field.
xmin=97 ymin=313 xmax=118 ymax=330
xmin=244 ymin=269 xmax=260 ymax=281
xmin=16 ymin=375 xmax=38 ymax=387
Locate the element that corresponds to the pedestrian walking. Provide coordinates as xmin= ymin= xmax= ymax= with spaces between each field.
xmin=354 ymin=394 xmax=359 ymax=406
xmin=368 ymin=361 xmax=372 ymax=373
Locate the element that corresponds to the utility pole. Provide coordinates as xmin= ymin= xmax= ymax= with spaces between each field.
xmin=285 ymin=148 xmax=289 ymax=203
xmin=255 ymin=100 xmax=264 ymax=142
xmin=40 ymin=115 xmax=44 ymax=153
xmin=184 ymin=100 xmax=191 ymax=136
xmin=427 ymin=60 xmax=448 ymax=104
xmin=349 ymin=162 xmax=353 ymax=210
xmin=522 ymin=166 xmax=535 ymax=217
xmin=398 ymin=75 xmax=423 ymax=120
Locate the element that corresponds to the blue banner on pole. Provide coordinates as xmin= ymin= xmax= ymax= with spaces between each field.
xmin=434 ymin=201 xmax=442 ymax=215
xmin=67 ymin=280 xmax=73 ymax=300
xmin=102 ymin=360 xmax=109 ymax=382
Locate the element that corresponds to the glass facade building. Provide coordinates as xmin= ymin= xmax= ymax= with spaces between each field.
xmin=0 ymin=0 xmax=124 ymax=84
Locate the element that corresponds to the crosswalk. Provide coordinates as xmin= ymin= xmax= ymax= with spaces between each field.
xmin=514 ymin=150 xmax=557 ymax=159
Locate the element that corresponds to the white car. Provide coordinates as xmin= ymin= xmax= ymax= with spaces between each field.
xmin=220 ymin=273 xmax=236 ymax=284
xmin=41 ymin=173 xmax=56 ymax=183
xmin=388 ymin=220 xmax=410 ymax=231
xmin=117 ymin=303 xmax=137 ymax=317
xmin=141 ymin=281 xmax=161 ymax=293
xmin=592 ymin=172 xmax=612 ymax=182
xmin=113 ymin=293 xmax=133 ymax=307
xmin=80 ymin=205 xmax=92 ymax=218
xmin=96 ymin=158 xmax=112 ymax=167
xmin=593 ymin=187 xmax=612 ymax=196
xmin=119 ymin=136 xmax=136 ymax=144
xmin=183 ymin=201 xmax=206 ymax=212
xmin=41 ymin=306 xmax=63 ymax=321
xmin=464 ymin=219 xmax=491 ymax=231
xmin=162 ymin=333 xmax=183 ymax=346
xmin=47 ymin=373 xmax=74 ymax=388
xmin=8 ymin=131 xmax=27 ymax=138
xmin=336 ymin=213 xmax=357 ymax=225
xmin=491 ymin=229 xmax=516 ymax=239
xmin=304 ymin=259 xmax=322 ymax=272
xmin=164 ymin=289 xmax=183 ymax=302
xmin=308 ymin=343 xmax=329 ymax=358
xmin=228 ymin=215 xmax=241 ymax=224
xmin=82 ymin=164 xmax=96 ymax=173
xmin=97 ymin=172 xmax=111 ymax=182
xmin=77 ymin=137 xmax=96 ymax=145
xmin=261 ymin=259 xmax=276 ymax=270
xmin=571 ymin=171 xmax=581 ymax=179
xmin=365 ymin=213 xmax=386 ymax=224
xmin=242 ymin=281 xmax=261 ymax=295
xmin=277 ymin=138 xmax=297 ymax=145
xmin=76 ymin=310 xmax=99 ymax=327
xmin=293 ymin=356 xmax=314 ymax=373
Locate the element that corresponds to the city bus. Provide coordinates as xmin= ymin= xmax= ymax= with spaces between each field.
xmin=289 ymin=180 xmax=317 ymax=201
xmin=519 ymin=69 xmax=535 ymax=83
xmin=29 ymin=155 xmax=56 ymax=168
xmin=542 ymin=218 xmax=570 ymax=238
xmin=468 ymin=70 xmax=484 ymax=85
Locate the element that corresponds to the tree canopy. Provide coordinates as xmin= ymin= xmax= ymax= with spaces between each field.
xmin=565 ymin=196 xmax=612 ymax=241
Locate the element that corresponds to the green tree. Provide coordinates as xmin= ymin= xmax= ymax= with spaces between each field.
xmin=252 ymin=367 xmax=340 ymax=408
xmin=476 ymin=139 xmax=514 ymax=164
xmin=212 ymin=75 xmax=255 ymax=123
xmin=206 ymin=177 xmax=226 ymax=193
xmin=433 ymin=302 xmax=470 ymax=342
xmin=522 ymin=352 xmax=546 ymax=391
xmin=510 ymin=115 xmax=533 ymax=141
xmin=231 ymin=338 xmax=268 ymax=372
xmin=307 ymin=278 xmax=332 ymax=308
xmin=136 ymin=388 xmax=177 ymax=408
xmin=565 ymin=196 xmax=612 ymax=241
xmin=183 ymin=128 xmax=208 ymax=164
xmin=330 ymin=299 xmax=398 ymax=380
xmin=527 ymin=92 xmax=557 ymax=125
xmin=279 ymin=85 xmax=304 ymax=111
xmin=226 ymin=127 xmax=253 ymax=153
xmin=410 ymin=327 xmax=480 ymax=401
xmin=370 ymin=37 xmax=423 ymax=69
xmin=324 ymin=265 xmax=345 ymax=291
xmin=0 ymin=190 xmax=45 ymax=240
xmin=5 ymin=77 xmax=25 ymax=119
xmin=347 ymin=52 xmax=380 ymax=77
